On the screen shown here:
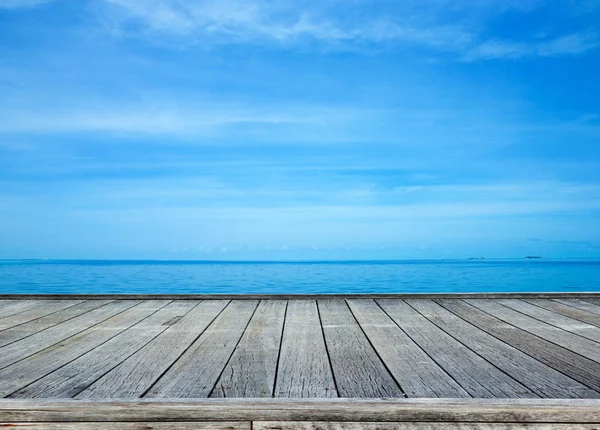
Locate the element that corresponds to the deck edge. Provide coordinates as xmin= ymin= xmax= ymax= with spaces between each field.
xmin=1 ymin=398 xmax=600 ymax=423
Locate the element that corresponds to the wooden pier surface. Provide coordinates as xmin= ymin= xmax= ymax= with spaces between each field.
xmin=1 ymin=295 xmax=600 ymax=427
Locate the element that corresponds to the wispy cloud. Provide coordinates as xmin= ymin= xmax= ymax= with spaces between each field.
xmin=101 ymin=0 xmax=474 ymax=51
xmin=0 ymin=101 xmax=386 ymax=141
xmin=465 ymin=33 xmax=599 ymax=60
xmin=97 ymin=0 xmax=599 ymax=59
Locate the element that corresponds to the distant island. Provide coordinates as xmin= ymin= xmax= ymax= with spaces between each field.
xmin=525 ymin=256 xmax=542 ymax=259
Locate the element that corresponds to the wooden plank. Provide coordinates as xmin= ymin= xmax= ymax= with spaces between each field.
xmin=0 ymin=300 xmax=44 ymax=320
xmin=0 ymin=423 xmax=250 ymax=429
xmin=0 ymin=300 xmax=140 ymax=370
xmin=77 ymin=300 xmax=228 ymax=399
xmin=523 ymin=299 xmax=600 ymax=328
xmin=583 ymin=298 xmax=600 ymax=307
xmin=498 ymin=299 xmax=600 ymax=343
xmin=0 ymin=299 xmax=19 ymax=308
xmin=275 ymin=300 xmax=336 ymax=398
xmin=347 ymin=299 xmax=469 ymax=398
xmin=255 ymin=422 xmax=600 ymax=430
xmin=1 ymin=398 xmax=600 ymax=423
xmin=379 ymin=300 xmax=533 ymax=398
xmin=145 ymin=300 xmax=259 ymax=398
xmin=554 ymin=299 xmax=600 ymax=316
xmin=3 ymin=293 xmax=600 ymax=300
xmin=10 ymin=301 xmax=191 ymax=398
xmin=465 ymin=299 xmax=600 ymax=362
xmin=318 ymin=300 xmax=403 ymax=398
xmin=407 ymin=299 xmax=598 ymax=399
xmin=212 ymin=300 xmax=287 ymax=398
xmin=438 ymin=299 xmax=600 ymax=393
xmin=0 ymin=301 xmax=165 ymax=397
xmin=0 ymin=300 xmax=84 ymax=331
xmin=0 ymin=300 xmax=113 ymax=348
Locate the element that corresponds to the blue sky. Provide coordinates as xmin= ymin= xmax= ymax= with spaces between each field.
xmin=0 ymin=0 xmax=599 ymax=260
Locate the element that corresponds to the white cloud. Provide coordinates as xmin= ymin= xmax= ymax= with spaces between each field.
xmin=0 ymin=101 xmax=377 ymax=137
xmin=102 ymin=0 xmax=474 ymax=51
xmin=97 ymin=0 xmax=599 ymax=59
xmin=465 ymin=33 xmax=599 ymax=60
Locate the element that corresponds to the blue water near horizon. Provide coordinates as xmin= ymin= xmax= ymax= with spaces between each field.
xmin=0 ymin=259 xmax=599 ymax=294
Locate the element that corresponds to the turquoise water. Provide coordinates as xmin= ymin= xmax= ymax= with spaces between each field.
xmin=0 ymin=259 xmax=598 ymax=294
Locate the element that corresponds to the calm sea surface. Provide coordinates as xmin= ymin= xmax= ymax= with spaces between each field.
xmin=0 ymin=259 xmax=598 ymax=294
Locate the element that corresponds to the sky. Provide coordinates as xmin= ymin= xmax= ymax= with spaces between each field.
xmin=0 ymin=0 xmax=599 ymax=260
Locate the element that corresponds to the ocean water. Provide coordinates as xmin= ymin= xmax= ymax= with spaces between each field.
xmin=0 ymin=259 xmax=598 ymax=294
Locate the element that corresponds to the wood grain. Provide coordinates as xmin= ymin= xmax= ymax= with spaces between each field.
xmin=497 ymin=299 xmax=600 ymax=343
xmin=465 ymin=299 xmax=600 ymax=362
xmin=317 ymin=300 xmax=403 ymax=398
xmin=523 ymin=299 xmax=600 ymax=327
xmin=0 ymin=300 xmax=83 ymax=331
xmin=2 ymin=297 xmax=600 ymax=402
xmin=144 ymin=300 xmax=259 ymax=398
xmin=0 ymin=301 xmax=45 ymax=320
xmin=0 ymin=300 xmax=113 ymax=348
xmin=0 ymin=422 xmax=250 ymax=429
xmin=10 ymin=301 xmax=187 ymax=398
xmin=555 ymin=299 xmax=600 ymax=316
xmin=0 ymin=300 xmax=140 ymax=370
xmin=439 ymin=299 xmax=600 ymax=394
xmin=78 ymin=300 xmax=228 ymax=399
xmin=347 ymin=299 xmax=469 ymax=398
xmin=0 ymin=301 xmax=163 ymax=397
xmin=212 ymin=300 xmax=287 ymax=398
xmin=275 ymin=300 xmax=336 ymax=398
xmin=1 ymin=399 xmax=600 ymax=423
xmin=408 ymin=299 xmax=598 ymax=399
xmin=379 ymin=300 xmax=533 ymax=398
xmin=254 ymin=422 xmax=600 ymax=430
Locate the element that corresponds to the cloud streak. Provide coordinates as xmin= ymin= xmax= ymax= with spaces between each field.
xmin=464 ymin=33 xmax=599 ymax=60
xmin=99 ymin=0 xmax=599 ymax=59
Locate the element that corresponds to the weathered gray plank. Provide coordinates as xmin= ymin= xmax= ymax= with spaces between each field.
xmin=145 ymin=300 xmax=259 ymax=398
xmin=439 ymin=299 xmax=600 ymax=393
xmin=347 ymin=299 xmax=469 ymax=398
xmin=0 ymin=301 xmax=165 ymax=397
xmin=379 ymin=300 xmax=533 ymax=398
xmin=466 ymin=299 xmax=600 ymax=362
xmin=498 ymin=299 xmax=600 ymax=344
xmin=0 ymin=300 xmax=139 ymax=370
xmin=0 ymin=301 xmax=44 ymax=320
xmin=0 ymin=423 xmax=250 ymax=429
xmin=212 ymin=300 xmax=287 ymax=398
xmin=0 ymin=300 xmax=84 ymax=331
xmin=0 ymin=300 xmax=113 ymax=348
xmin=2 ymin=398 xmax=600 ymax=423
xmin=407 ymin=299 xmax=598 ymax=399
xmin=317 ymin=300 xmax=403 ymax=398
xmin=78 ymin=300 xmax=228 ymax=399
xmin=524 ymin=299 xmax=600 ymax=328
xmin=583 ymin=298 xmax=600 ymax=307
xmin=275 ymin=300 xmax=336 ymax=398
xmin=255 ymin=423 xmax=600 ymax=430
xmin=554 ymin=299 xmax=600 ymax=316
xmin=10 ymin=300 xmax=190 ymax=398
xmin=0 ymin=299 xmax=19 ymax=308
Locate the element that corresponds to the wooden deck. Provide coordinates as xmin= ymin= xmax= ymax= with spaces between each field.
xmin=1 ymin=295 xmax=600 ymax=427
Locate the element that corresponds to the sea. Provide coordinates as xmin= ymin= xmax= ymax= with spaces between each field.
xmin=0 ymin=259 xmax=598 ymax=294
